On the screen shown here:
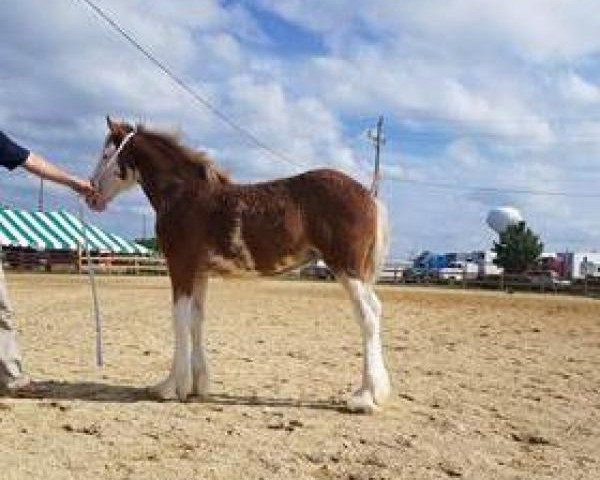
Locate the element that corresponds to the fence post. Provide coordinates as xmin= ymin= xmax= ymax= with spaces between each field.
xmin=76 ymin=247 xmax=82 ymax=274
xmin=584 ymin=256 xmax=589 ymax=297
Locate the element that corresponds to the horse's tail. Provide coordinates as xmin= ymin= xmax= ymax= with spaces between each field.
xmin=367 ymin=198 xmax=390 ymax=284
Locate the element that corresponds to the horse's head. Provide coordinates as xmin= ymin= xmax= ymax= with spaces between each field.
xmin=88 ymin=116 xmax=140 ymax=211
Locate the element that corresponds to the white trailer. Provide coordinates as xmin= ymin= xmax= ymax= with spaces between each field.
xmin=438 ymin=261 xmax=479 ymax=281
xmin=563 ymin=252 xmax=600 ymax=280
xmin=470 ymin=250 xmax=503 ymax=277
xmin=378 ymin=260 xmax=411 ymax=283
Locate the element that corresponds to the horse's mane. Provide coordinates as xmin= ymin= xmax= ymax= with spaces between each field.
xmin=137 ymin=125 xmax=231 ymax=185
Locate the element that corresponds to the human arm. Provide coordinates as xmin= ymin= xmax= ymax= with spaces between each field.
xmin=1 ymin=130 xmax=93 ymax=196
xmin=22 ymin=152 xmax=93 ymax=196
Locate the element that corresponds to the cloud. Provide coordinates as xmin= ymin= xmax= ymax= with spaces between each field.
xmin=2 ymin=0 xmax=600 ymax=256
xmin=262 ymin=0 xmax=600 ymax=62
xmin=560 ymin=72 xmax=600 ymax=105
xmin=0 ymin=0 xmax=362 ymax=232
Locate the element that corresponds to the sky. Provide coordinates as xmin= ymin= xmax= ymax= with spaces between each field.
xmin=2 ymin=0 xmax=600 ymax=259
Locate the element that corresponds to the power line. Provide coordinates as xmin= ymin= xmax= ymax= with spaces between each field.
xmin=70 ymin=0 xmax=600 ymax=201
xmin=384 ymin=177 xmax=600 ymax=198
xmin=74 ymin=0 xmax=309 ymax=171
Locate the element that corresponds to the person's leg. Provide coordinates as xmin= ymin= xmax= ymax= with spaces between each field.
xmin=0 ymin=253 xmax=29 ymax=391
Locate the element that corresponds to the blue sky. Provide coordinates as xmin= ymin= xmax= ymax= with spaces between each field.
xmin=2 ymin=0 xmax=600 ymax=258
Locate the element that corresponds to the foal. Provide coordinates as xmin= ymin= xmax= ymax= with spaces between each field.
xmin=89 ymin=118 xmax=390 ymax=413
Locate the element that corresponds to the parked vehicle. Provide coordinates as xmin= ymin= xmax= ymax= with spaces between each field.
xmin=526 ymin=269 xmax=571 ymax=287
xmin=403 ymin=267 xmax=429 ymax=282
xmin=300 ymin=259 xmax=334 ymax=280
xmin=438 ymin=261 xmax=479 ymax=281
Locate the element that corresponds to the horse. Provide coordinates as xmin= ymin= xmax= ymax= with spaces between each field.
xmin=88 ymin=117 xmax=391 ymax=413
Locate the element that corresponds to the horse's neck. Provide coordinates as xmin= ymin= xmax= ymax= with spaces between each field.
xmin=136 ymin=158 xmax=188 ymax=214
xmin=138 ymin=159 xmax=220 ymax=217
xmin=133 ymin=138 xmax=229 ymax=214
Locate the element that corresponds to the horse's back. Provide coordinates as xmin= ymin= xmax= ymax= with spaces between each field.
xmin=288 ymin=169 xmax=373 ymax=211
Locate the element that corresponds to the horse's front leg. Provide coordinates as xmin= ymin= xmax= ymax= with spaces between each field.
xmin=191 ymin=274 xmax=209 ymax=398
xmin=172 ymin=293 xmax=194 ymax=400
xmin=148 ymin=291 xmax=194 ymax=401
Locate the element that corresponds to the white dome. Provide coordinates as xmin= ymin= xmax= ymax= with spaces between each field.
xmin=486 ymin=206 xmax=524 ymax=234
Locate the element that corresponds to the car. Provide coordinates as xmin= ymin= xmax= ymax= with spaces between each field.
xmin=300 ymin=260 xmax=334 ymax=280
xmin=527 ymin=269 xmax=570 ymax=287
xmin=404 ymin=267 xmax=430 ymax=282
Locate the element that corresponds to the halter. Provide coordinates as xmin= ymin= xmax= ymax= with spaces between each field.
xmin=94 ymin=129 xmax=137 ymax=181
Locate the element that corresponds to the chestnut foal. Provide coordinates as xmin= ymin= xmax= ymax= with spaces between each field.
xmin=89 ymin=118 xmax=390 ymax=412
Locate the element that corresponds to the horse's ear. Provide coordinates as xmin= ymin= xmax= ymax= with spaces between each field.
xmin=106 ymin=116 xmax=130 ymax=140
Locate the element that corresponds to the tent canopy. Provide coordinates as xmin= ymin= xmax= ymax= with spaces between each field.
xmin=0 ymin=208 xmax=150 ymax=255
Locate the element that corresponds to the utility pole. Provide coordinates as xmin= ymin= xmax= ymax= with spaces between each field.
xmin=38 ymin=178 xmax=44 ymax=211
xmin=368 ymin=115 xmax=385 ymax=197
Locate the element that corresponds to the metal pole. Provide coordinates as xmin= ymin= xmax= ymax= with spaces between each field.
xmin=78 ymin=198 xmax=103 ymax=367
xmin=38 ymin=178 xmax=44 ymax=212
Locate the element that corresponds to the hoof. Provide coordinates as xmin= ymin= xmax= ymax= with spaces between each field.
xmin=192 ymin=377 xmax=210 ymax=399
xmin=372 ymin=375 xmax=391 ymax=406
xmin=147 ymin=377 xmax=178 ymax=401
xmin=175 ymin=372 xmax=192 ymax=402
xmin=346 ymin=389 xmax=378 ymax=414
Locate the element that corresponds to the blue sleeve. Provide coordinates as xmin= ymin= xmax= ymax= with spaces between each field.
xmin=0 ymin=131 xmax=30 ymax=170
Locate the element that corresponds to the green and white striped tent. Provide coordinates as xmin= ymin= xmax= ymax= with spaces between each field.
xmin=0 ymin=208 xmax=150 ymax=254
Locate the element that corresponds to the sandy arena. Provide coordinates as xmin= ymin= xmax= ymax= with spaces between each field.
xmin=0 ymin=274 xmax=598 ymax=479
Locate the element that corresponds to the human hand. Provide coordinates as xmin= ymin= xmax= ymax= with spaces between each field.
xmin=69 ymin=178 xmax=95 ymax=196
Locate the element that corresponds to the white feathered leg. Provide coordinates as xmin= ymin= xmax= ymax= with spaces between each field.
xmin=339 ymin=275 xmax=390 ymax=413
xmin=172 ymin=296 xmax=193 ymax=400
xmin=191 ymin=275 xmax=210 ymax=398
xmin=148 ymin=355 xmax=177 ymax=400
xmin=366 ymin=285 xmax=382 ymax=319
xmin=149 ymin=295 xmax=193 ymax=401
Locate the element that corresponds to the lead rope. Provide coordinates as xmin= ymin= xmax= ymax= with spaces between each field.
xmin=78 ymin=197 xmax=103 ymax=367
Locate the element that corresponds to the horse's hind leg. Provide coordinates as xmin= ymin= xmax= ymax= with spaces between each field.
xmin=339 ymin=274 xmax=390 ymax=413
xmin=191 ymin=274 xmax=210 ymax=398
xmin=365 ymin=285 xmax=382 ymax=319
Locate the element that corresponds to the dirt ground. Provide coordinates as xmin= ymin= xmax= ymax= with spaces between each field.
xmin=0 ymin=274 xmax=598 ymax=480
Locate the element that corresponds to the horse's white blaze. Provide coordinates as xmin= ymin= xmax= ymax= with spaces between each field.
xmin=91 ymin=133 xmax=138 ymax=208
xmin=173 ymin=295 xmax=193 ymax=400
xmin=340 ymin=275 xmax=390 ymax=412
